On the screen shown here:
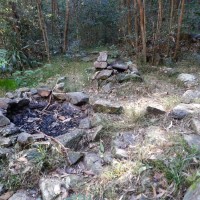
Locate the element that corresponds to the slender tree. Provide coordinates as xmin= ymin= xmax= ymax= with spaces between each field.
xmin=63 ymin=0 xmax=70 ymax=53
xmin=174 ymin=0 xmax=185 ymax=59
xmin=36 ymin=0 xmax=50 ymax=62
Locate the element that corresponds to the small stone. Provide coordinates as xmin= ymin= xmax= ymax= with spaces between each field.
xmin=94 ymin=61 xmax=107 ymax=69
xmin=177 ymin=73 xmax=198 ymax=86
xmin=183 ymin=134 xmax=200 ymax=151
xmin=0 ymin=98 xmax=10 ymax=110
xmin=182 ymin=90 xmax=200 ymax=103
xmin=57 ymin=76 xmax=67 ymax=84
xmin=146 ymin=104 xmax=166 ymax=115
xmin=0 ymin=137 xmax=11 ymax=147
xmin=95 ymin=70 xmax=113 ymax=80
xmin=171 ymin=103 xmax=200 ymax=119
xmin=55 ymin=83 xmax=65 ymax=91
xmin=191 ymin=118 xmax=200 ymax=135
xmin=145 ymin=126 xmax=168 ymax=145
xmin=9 ymin=190 xmax=34 ymax=200
xmin=30 ymin=88 xmax=38 ymax=95
xmin=183 ymin=179 xmax=200 ymax=200
xmin=79 ymin=118 xmax=91 ymax=129
xmin=0 ymin=112 xmax=10 ymax=127
xmin=97 ymin=51 xmax=108 ymax=62
xmin=37 ymin=87 xmax=51 ymax=97
xmin=87 ymin=125 xmax=104 ymax=141
xmin=39 ymin=177 xmax=70 ymax=200
xmin=52 ymin=92 xmax=66 ymax=100
xmin=17 ymin=132 xmax=33 ymax=147
xmin=101 ymin=82 xmax=112 ymax=93
xmin=117 ymin=73 xmax=143 ymax=83
xmin=110 ymin=61 xmax=128 ymax=71
xmin=84 ymin=153 xmax=103 ymax=175
xmin=56 ymin=129 xmax=86 ymax=149
xmin=0 ymin=147 xmax=12 ymax=158
xmin=128 ymin=64 xmax=140 ymax=75
xmin=5 ymin=92 xmax=15 ymax=99
xmin=113 ymin=147 xmax=128 ymax=159
xmin=68 ymin=151 xmax=84 ymax=165
xmin=66 ymin=92 xmax=89 ymax=106
xmin=93 ymin=99 xmax=123 ymax=114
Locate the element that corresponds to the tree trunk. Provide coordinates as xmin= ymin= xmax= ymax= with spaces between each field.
xmin=137 ymin=0 xmax=146 ymax=63
xmin=173 ymin=0 xmax=185 ymax=60
xmin=36 ymin=0 xmax=50 ymax=62
xmin=63 ymin=0 xmax=70 ymax=53
xmin=133 ymin=0 xmax=138 ymax=57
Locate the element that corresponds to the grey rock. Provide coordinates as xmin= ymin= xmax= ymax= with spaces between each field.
xmin=9 ymin=190 xmax=34 ymax=200
xmin=103 ymin=152 xmax=113 ymax=164
xmin=84 ymin=153 xmax=103 ymax=175
xmin=146 ymin=104 xmax=166 ymax=115
xmin=66 ymin=92 xmax=89 ymax=106
xmin=128 ymin=64 xmax=140 ymax=75
xmin=97 ymin=51 xmax=108 ymax=62
xmin=0 ymin=98 xmax=10 ymax=110
xmin=52 ymin=92 xmax=66 ymax=100
xmin=39 ymin=177 xmax=70 ymax=200
xmin=0 ymin=183 xmax=4 ymax=195
xmin=183 ymin=134 xmax=200 ymax=151
xmin=30 ymin=88 xmax=38 ymax=95
xmin=161 ymin=67 xmax=178 ymax=76
xmin=5 ymin=92 xmax=15 ymax=99
xmin=57 ymin=76 xmax=67 ymax=84
xmin=17 ymin=132 xmax=33 ymax=147
xmin=177 ymin=73 xmax=198 ymax=86
xmin=93 ymin=99 xmax=123 ymax=114
xmin=95 ymin=69 xmax=113 ymax=80
xmin=191 ymin=118 xmax=200 ymax=135
xmin=68 ymin=151 xmax=84 ymax=165
xmin=183 ymin=179 xmax=200 ymax=200
xmin=171 ymin=103 xmax=200 ymax=119
xmin=87 ymin=125 xmax=104 ymax=141
xmin=110 ymin=61 xmax=128 ymax=71
xmin=56 ymin=129 xmax=86 ymax=149
xmin=113 ymin=147 xmax=128 ymax=159
xmin=0 ymin=147 xmax=12 ymax=158
xmin=145 ymin=126 xmax=168 ymax=145
xmin=117 ymin=73 xmax=143 ymax=83
xmin=0 ymin=111 xmax=10 ymax=127
xmin=0 ymin=123 xmax=20 ymax=137
xmin=79 ymin=117 xmax=91 ymax=129
xmin=37 ymin=87 xmax=51 ymax=97
xmin=182 ymin=90 xmax=200 ymax=103
xmin=101 ymin=82 xmax=113 ymax=93
xmin=55 ymin=83 xmax=65 ymax=91
xmin=0 ymin=137 xmax=11 ymax=147
xmin=94 ymin=61 xmax=107 ymax=69
xmin=90 ymin=114 xmax=102 ymax=128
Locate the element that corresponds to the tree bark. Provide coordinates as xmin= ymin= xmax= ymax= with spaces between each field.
xmin=63 ymin=0 xmax=70 ymax=53
xmin=173 ymin=0 xmax=185 ymax=60
xmin=137 ymin=0 xmax=146 ymax=63
xmin=133 ymin=0 xmax=138 ymax=56
xmin=36 ymin=0 xmax=50 ymax=62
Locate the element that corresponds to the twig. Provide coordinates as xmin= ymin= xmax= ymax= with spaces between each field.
xmin=42 ymin=91 xmax=52 ymax=112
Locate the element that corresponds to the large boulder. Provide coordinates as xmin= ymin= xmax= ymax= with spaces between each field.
xmin=182 ymin=90 xmax=200 ymax=103
xmin=9 ymin=190 xmax=34 ymax=200
xmin=56 ymin=129 xmax=86 ymax=149
xmin=93 ymin=99 xmax=123 ymax=114
xmin=171 ymin=103 xmax=200 ymax=119
xmin=95 ymin=69 xmax=113 ymax=80
xmin=65 ymin=92 xmax=89 ymax=106
xmin=183 ymin=179 xmax=200 ymax=200
xmin=177 ymin=73 xmax=198 ymax=86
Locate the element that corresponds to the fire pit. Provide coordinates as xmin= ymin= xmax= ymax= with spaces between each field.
xmin=6 ymin=99 xmax=87 ymax=137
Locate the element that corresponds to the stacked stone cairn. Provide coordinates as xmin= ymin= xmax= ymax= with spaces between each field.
xmin=93 ymin=51 xmax=143 ymax=88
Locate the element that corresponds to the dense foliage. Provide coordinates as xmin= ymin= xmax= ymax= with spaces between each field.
xmin=0 ymin=0 xmax=200 ymax=71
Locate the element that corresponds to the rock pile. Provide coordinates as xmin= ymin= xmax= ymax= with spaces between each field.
xmin=93 ymin=51 xmax=143 ymax=89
